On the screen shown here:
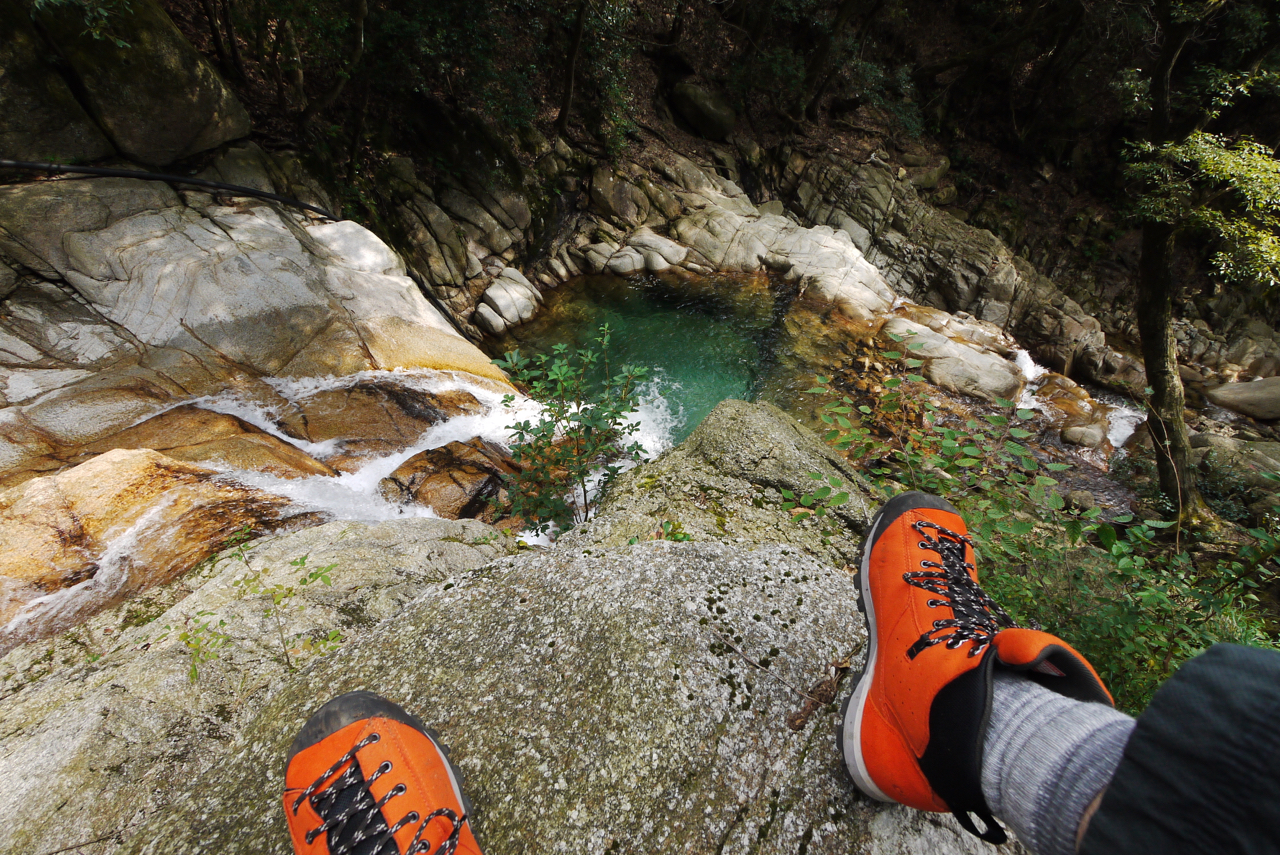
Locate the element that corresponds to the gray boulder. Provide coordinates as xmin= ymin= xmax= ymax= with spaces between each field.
xmin=125 ymin=541 xmax=1006 ymax=855
xmin=672 ymin=82 xmax=737 ymax=141
xmin=0 ymin=518 xmax=516 ymax=855
xmin=33 ymin=0 xmax=249 ymax=166
xmin=0 ymin=400 xmax=1017 ymax=855
xmin=0 ymin=3 xmax=115 ymax=164
xmin=881 ymin=318 xmax=1025 ymax=403
xmin=1205 ymin=377 xmax=1280 ymax=421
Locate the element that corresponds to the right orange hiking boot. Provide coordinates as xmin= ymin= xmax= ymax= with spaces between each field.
xmin=837 ymin=492 xmax=1113 ymax=843
xmin=283 ymin=691 xmax=483 ymax=855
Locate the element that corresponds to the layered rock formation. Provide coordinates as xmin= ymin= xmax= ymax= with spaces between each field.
xmin=0 ymin=143 xmax=522 ymax=641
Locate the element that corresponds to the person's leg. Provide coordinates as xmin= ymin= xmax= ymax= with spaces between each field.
xmin=838 ymin=491 xmax=1121 ymax=848
xmin=981 ymin=671 xmax=1134 ymax=855
xmin=282 ymin=691 xmax=483 ymax=855
xmin=1079 ymin=643 xmax=1280 ymax=854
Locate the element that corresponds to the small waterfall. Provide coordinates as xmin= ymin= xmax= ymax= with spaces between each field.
xmin=1013 ymin=349 xmax=1146 ymax=448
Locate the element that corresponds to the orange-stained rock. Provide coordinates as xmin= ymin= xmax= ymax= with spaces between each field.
xmin=284 ymin=380 xmax=484 ymax=472
xmin=378 ymin=438 xmax=517 ymax=520
xmin=1035 ymin=374 xmax=1111 ymax=449
xmin=0 ymin=449 xmax=290 ymax=633
xmin=71 ymin=405 xmax=337 ymax=478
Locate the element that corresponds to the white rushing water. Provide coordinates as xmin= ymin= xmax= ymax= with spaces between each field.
xmin=1012 ymin=349 xmax=1146 ymax=448
xmin=190 ymin=368 xmax=686 ymax=526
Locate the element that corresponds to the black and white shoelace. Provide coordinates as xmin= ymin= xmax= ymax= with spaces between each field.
xmin=291 ymin=733 xmax=466 ymax=855
xmin=903 ymin=520 xmax=1017 ymax=659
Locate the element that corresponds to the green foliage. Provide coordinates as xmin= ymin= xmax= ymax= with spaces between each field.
xmin=840 ymin=59 xmax=925 ymax=138
xmin=233 ymin=554 xmax=340 ymax=672
xmin=494 ymin=324 xmax=647 ymax=537
xmin=160 ymin=611 xmax=231 ymax=684
xmin=1127 ymin=132 xmax=1280 ymax=294
xmin=33 ymin=0 xmax=132 ymax=46
xmin=805 ymin=341 xmax=1279 ymax=712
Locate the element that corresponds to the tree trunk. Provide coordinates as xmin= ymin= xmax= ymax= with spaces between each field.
xmin=554 ymin=0 xmax=590 ymax=138
xmin=1133 ymin=7 xmax=1201 ymax=517
xmin=667 ymin=0 xmax=691 ymax=45
xmin=222 ymin=0 xmax=247 ymax=82
xmin=1135 ymin=221 xmax=1203 ymax=518
xmin=199 ymin=0 xmax=230 ymax=71
xmin=282 ymin=21 xmax=307 ymax=112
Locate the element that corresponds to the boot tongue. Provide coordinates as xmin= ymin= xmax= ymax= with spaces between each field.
xmin=314 ymin=757 xmax=394 ymax=855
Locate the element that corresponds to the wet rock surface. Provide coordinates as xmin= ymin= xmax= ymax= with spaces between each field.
xmin=0 ymin=448 xmax=292 ymax=648
xmin=278 ymin=379 xmax=486 ymax=473
xmin=0 ymin=517 xmax=516 ymax=855
xmin=378 ymin=437 xmax=516 ymax=519
xmin=0 ymin=149 xmax=508 ymax=488
xmin=67 ymin=405 xmax=337 ymax=480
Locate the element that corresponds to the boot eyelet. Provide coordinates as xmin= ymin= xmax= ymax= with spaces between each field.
xmin=406 ymin=812 xmax=420 ymax=823
xmin=391 ymin=783 xmax=407 ymax=796
xmin=378 ymin=761 xmax=392 ymax=774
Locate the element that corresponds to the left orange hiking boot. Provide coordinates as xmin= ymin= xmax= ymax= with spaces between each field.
xmin=283 ymin=691 xmax=483 ymax=855
xmin=837 ymin=492 xmax=1113 ymax=842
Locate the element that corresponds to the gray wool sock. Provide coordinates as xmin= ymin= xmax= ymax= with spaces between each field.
xmin=981 ymin=671 xmax=1135 ymax=855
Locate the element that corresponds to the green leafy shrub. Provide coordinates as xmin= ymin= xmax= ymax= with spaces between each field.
xmin=807 ymin=340 xmax=1279 ymax=712
xmin=494 ymin=324 xmax=647 ymax=536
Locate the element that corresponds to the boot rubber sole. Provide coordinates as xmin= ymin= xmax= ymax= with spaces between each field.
xmin=839 ymin=504 xmax=893 ymax=803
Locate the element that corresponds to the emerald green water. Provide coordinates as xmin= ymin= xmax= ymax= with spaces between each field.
xmin=490 ymin=274 xmax=779 ymax=446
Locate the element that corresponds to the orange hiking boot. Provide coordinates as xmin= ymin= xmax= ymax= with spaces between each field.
xmin=283 ymin=691 xmax=483 ymax=855
xmin=837 ymin=492 xmax=1113 ymax=842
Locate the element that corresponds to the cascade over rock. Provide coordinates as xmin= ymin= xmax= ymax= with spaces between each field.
xmin=0 ymin=448 xmax=293 ymax=650
xmin=0 ymin=147 xmax=509 ymax=488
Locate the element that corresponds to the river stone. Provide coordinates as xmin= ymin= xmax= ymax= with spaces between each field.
xmin=473 ymin=302 xmax=508 ymax=335
xmin=280 ymin=380 xmax=484 ymax=473
xmin=671 ymin=81 xmax=737 ymax=141
xmin=0 ymin=448 xmax=290 ymax=649
xmin=33 ymin=0 xmax=249 ymax=166
xmin=591 ymin=167 xmax=650 ymax=227
xmin=438 ymin=186 xmax=513 ymax=253
xmin=481 ymin=274 xmax=540 ymax=326
xmin=377 ymin=438 xmax=515 ymax=519
xmin=1205 ymin=377 xmax=1280 ymax=421
xmin=606 ymin=245 xmax=646 ymax=275
xmin=909 ymin=157 xmax=951 ymax=190
xmin=68 ymin=405 xmax=336 ymax=479
xmin=1035 ymin=376 xmax=1110 ymax=449
xmin=629 ymin=229 xmax=689 ymax=265
xmin=880 ymin=318 xmax=1024 ymax=403
xmin=0 ymin=3 xmax=116 ymax=164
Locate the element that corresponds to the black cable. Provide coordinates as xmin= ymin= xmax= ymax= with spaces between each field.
xmin=0 ymin=159 xmax=337 ymax=220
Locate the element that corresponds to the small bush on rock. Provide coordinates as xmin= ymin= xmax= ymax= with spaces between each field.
xmin=495 ymin=324 xmax=647 ymax=537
